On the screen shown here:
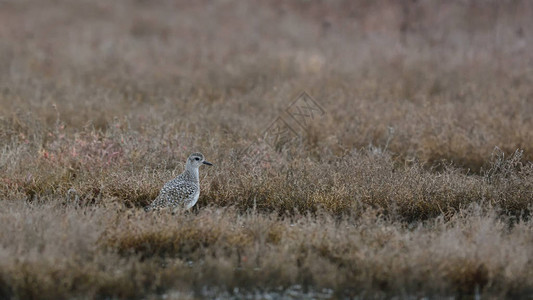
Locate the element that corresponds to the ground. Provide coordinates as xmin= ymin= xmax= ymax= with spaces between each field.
xmin=0 ymin=0 xmax=532 ymax=299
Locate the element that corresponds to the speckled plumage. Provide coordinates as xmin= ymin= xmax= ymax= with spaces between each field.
xmin=145 ymin=152 xmax=212 ymax=212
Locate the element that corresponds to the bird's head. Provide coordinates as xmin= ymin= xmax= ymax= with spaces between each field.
xmin=187 ymin=152 xmax=213 ymax=169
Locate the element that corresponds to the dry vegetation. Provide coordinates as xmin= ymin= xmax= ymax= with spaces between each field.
xmin=0 ymin=0 xmax=532 ymax=299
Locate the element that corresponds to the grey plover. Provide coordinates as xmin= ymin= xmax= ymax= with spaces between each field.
xmin=145 ymin=152 xmax=212 ymax=212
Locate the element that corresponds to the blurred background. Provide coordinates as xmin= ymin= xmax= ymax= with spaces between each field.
xmin=1 ymin=0 xmax=532 ymax=189
xmin=1 ymin=1 xmax=532 ymax=168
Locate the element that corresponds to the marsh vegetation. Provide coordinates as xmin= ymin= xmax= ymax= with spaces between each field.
xmin=0 ymin=0 xmax=532 ymax=298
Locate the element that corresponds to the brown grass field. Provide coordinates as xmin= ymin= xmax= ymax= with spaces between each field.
xmin=1 ymin=0 xmax=533 ymax=299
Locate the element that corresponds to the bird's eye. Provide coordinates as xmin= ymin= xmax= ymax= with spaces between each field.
xmin=195 ymin=157 xmax=200 ymax=161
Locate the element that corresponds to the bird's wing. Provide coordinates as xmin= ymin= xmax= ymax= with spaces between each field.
xmin=145 ymin=194 xmax=166 ymax=211
xmin=146 ymin=179 xmax=198 ymax=210
xmin=164 ymin=180 xmax=198 ymax=206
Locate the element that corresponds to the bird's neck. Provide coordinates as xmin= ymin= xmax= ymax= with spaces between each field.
xmin=184 ymin=164 xmax=199 ymax=182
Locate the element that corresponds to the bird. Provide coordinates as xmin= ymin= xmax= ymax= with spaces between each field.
xmin=145 ymin=152 xmax=212 ymax=212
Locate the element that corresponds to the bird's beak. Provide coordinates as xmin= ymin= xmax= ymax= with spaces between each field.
xmin=203 ymin=161 xmax=213 ymax=166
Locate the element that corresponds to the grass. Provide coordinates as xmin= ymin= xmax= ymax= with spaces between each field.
xmin=1 ymin=0 xmax=533 ymax=298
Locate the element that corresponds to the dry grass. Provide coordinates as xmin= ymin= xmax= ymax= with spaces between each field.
xmin=1 ymin=0 xmax=533 ymax=298
xmin=1 ymin=204 xmax=532 ymax=299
